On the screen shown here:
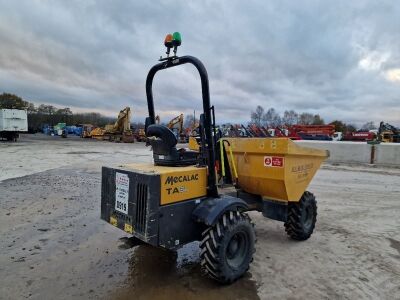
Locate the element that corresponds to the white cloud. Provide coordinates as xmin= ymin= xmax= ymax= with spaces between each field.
xmin=385 ymin=68 xmax=400 ymax=83
xmin=358 ymin=51 xmax=390 ymax=71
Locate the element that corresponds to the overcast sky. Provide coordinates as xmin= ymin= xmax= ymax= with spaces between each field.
xmin=0 ymin=0 xmax=399 ymax=126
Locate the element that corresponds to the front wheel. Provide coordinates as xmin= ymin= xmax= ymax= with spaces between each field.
xmin=200 ymin=210 xmax=255 ymax=283
xmin=284 ymin=191 xmax=317 ymax=240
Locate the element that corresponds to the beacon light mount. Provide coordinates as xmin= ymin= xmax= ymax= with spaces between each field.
xmin=160 ymin=32 xmax=182 ymax=61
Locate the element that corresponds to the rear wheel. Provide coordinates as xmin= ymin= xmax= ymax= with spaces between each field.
xmin=200 ymin=210 xmax=255 ymax=283
xmin=284 ymin=191 xmax=317 ymax=240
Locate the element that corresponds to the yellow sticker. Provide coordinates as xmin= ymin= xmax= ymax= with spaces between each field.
xmin=124 ymin=223 xmax=133 ymax=234
xmin=110 ymin=216 xmax=117 ymax=227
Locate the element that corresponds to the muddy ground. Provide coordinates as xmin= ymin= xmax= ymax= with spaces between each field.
xmin=1 ymin=134 xmax=399 ymax=300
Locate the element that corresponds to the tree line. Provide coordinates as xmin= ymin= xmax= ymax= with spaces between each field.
xmin=1 ymin=93 xmax=378 ymax=133
xmin=250 ymin=105 xmax=377 ymax=132
xmin=251 ymin=105 xmax=326 ymax=127
xmin=0 ymin=93 xmax=115 ymax=132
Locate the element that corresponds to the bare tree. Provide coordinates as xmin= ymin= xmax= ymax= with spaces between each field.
xmin=299 ymin=112 xmax=314 ymax=125
xmin=184 ymin=114 xmax=198 ymax=128
xmin=38 ymin=104 xmax=57 ymax=115
xmin=26 ymin=102 xmax=36 ymax=114
xmin=346 ymin=124 xmax=357 ymax=132
xmin=56 ymin=107 xmax=73 ymax=116
xmin=361 ymin=122 xmax=376 ymax=131
xmin=312 ymin=114 xmax=325 ymax=125
xmin=263 ymin=108 xmax=281 ymax=127
xmin=250 ymin=105 xmax=264 ymax=126
xmin=282 ymin=110 xmax=298 ymax=126
xmin=0 ymin=93 xmax=29 ymax=109
xmin=329 ymin=120 xmax=346 ymax=132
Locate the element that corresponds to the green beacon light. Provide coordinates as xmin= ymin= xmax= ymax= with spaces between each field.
xmin=172 ymin=32 xmax=181 ymax=55
xmin=172 ymin=32 xmax=182 ymax=46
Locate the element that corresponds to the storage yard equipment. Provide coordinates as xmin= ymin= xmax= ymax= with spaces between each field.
xmin=267 ymin=127 xmax=302 ymax=140
xmin=90 ymin=107 xmax=134 ymax=142
xmin=167 ymin=113 xmax=187 ymax=143
xmin=53 ymin=123 xmax=67 ymax=138
xmin=134 ymin=128 xmax=146 ymax=142
xmin=343 ymin=131 xmax=376 ymax=142
xmin=378 ymin=121 xmax=400 ymax=143
xmin=291 ymin=125 xmax=335 ymax=140
xmin=101 ymin=33 xmax=329 ymax=283
xmin=332 ymin=131 xmax=343 ymax=141
xmin=0 ymin=109 xmax=28 ymax=141
xmin=81 ymin=124 xmax=95 ymax=138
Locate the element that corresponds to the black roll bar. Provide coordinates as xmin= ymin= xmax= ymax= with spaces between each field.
xmin=145 ymin=55 xmax=218 ymax=197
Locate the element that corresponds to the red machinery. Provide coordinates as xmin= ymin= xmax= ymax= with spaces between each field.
xmin=267 ymin=127 xmax=302 ymax=140
xmin=290 ymin=125 xmax=335 ymax=141
xmin=342 ymin=131 xmax=376 ymax=142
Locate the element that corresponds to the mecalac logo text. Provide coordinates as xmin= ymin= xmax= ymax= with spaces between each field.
xmin=165 ymin=174 xmax=199 ymax=185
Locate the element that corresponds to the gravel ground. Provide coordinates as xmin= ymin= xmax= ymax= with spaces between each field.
xmin=0 ymin=134 xmax=399 ymax=300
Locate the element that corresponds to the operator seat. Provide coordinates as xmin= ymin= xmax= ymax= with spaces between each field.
xmin=146 ymin=124 xmax=198 ymax=166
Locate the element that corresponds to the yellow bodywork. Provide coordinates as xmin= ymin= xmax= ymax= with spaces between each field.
xmin=188 ymin=136 xmax=200 ymax=151
xmin=105 ymin=124 xmax=114 ymax=131
xmin=90 ymin=127 xmax=106 ymax=138
xmin=122 ymin=163 xmax=207 ymax=205
xmin=119 ymin=137 xmax=327 ymax=205
xmin=224 ymin=138 xmax=329 ymax=202
xmin=380 ymin=131 xmax=394 ymax=143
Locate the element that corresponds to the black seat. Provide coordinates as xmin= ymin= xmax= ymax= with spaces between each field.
xmin=146 ymin=124 xmax=198 ymax=166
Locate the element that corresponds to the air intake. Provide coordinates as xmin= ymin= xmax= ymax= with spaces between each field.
xmin=135 ymin=183 xmax=148 ymax=234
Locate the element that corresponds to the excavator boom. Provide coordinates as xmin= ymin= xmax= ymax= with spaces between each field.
xmin=111 ymin=107 xmax=131 ymax=133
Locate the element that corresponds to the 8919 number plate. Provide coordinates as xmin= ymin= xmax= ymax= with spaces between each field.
xmin=115 ymin=172 xmax=129 ymax=214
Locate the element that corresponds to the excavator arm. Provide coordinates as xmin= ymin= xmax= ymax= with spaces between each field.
xmin=111 ymin=107 xmax=131 ymax=133
xmin=167 ymin=114 xmax=184 ymax=134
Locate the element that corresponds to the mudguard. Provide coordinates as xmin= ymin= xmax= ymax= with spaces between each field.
xmin=192 ymin=195 xmax=248 ymax=226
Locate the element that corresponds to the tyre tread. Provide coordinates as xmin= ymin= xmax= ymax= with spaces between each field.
xmin=200 ymin=210 xmax=255 ymax=283
xmin=284 ymin=191 xmax=317 ymax=241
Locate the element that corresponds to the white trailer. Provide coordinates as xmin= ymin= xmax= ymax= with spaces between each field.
xmin=0 ymin=109 xmax=28 ymax=141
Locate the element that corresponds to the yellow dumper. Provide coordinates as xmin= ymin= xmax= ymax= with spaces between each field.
xmin=224 ymin=137 xmax=329 ymax=202
xmin=101 ymin=34 xmax=330 ymax=284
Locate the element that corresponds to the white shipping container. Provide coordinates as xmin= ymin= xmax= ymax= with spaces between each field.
xmin=0 ymin=109 xmax=28 ymax=132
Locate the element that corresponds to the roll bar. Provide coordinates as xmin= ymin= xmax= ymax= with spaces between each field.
xmin=145 ymin=55 xmax=218 ymax=197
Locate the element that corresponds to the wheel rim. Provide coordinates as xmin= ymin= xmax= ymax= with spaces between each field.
xmin=226 ymin=231 xmax=249 ymax=269
xmin=303 ymin=203 xmax=314 ymax=230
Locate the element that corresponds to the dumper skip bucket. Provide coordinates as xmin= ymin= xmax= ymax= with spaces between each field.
xmin=224 ymin=138 xmax=329 ymax=202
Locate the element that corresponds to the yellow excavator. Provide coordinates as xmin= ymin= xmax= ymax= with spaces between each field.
xmin=136 ymin=115 xmax=159 ymax=142
xmin=101 ymin=33 xmax=329 ymax=283
xmin=167 ymin=113 xmax=187 ymax=143
xmin=81 ymin=124 xmax=95 ymax=138
xmin=188 ymin=120 xmax=201 ymax=150
xmin=378 ymin=121 xmax=400 ymax=143
xmin=91 ymin=107 xmax=134 ymax=142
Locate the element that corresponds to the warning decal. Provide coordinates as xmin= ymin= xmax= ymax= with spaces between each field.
xmin=264 ymin=156 xmax=284 ymax=167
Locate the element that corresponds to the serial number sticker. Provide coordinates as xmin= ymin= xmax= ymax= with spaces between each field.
xmin=110 ymin=216 xmax=117 ymax=227
xmin=264 ymin=156 xmax=284 ymax=167
xmin=124 ymin=223 xmax=133 ymax=234
xmin=115 ymin=172 xmax=129 ymax=214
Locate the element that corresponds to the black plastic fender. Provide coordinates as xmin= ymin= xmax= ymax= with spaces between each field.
xmin=192 ymin=195 xmax=248 ymax=226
